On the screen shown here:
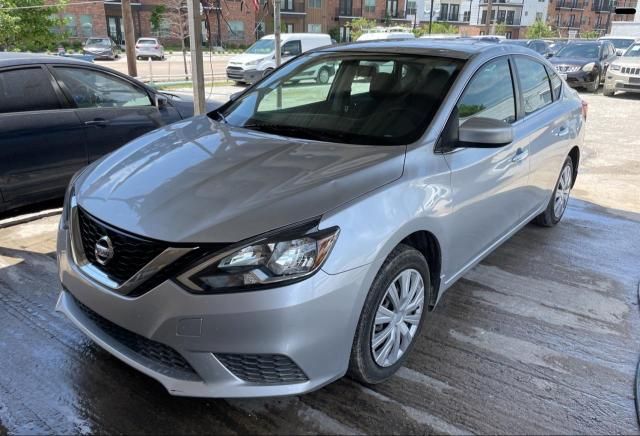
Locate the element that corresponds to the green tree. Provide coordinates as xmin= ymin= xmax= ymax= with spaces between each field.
xmin=414 ymin=21 xmax=459 ymax=36
xmin=150 ymin=4 xmax=166 ymax=33
xmin=581 ymin=30 xmax=599 ymax=39
xmin=494 ymin=22 xmax=507 ymax=36
xmin=526 ymin=19 xmax=557 ymax=39
xmin=0 ymin=0 xmax=66 ymax=51
xmin=348 ymin=17 xmax=376 ymax=41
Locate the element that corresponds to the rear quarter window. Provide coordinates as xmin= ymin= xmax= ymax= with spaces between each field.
xmin=0 ymin=67 xmax=61 ymax=114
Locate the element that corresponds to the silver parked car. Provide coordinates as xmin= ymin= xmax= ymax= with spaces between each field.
xmin=56 ymin=40 xmax=586 ymax=398
xmin=82 ymin=37 xmax=120 ymax=60
xmin=135 ymin=37 xmax=165 ymax=60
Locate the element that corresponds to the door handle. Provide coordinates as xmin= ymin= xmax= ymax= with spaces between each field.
xmin=84 ymin=119 xmax=110 ymax=127
xmin=511 ymin=147 xmax=529 ymax=163
xmin=554 ymin=125 xmax=569 ymax=137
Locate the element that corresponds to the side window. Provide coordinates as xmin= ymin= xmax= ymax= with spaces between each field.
xmin=0 ymin=67 xmax=61 ymax=114
xmin=457 ymin=57 xmax=516 ymax=124
xmin=53 ymin=67 xmax=152 ymax=108
xmin=514 ymin=57 xmax=553 ymax=116
xmin=546 ymin=66 xmax=562 ymax=101
xmin=282 ymin=40 xmax=302 ymax=56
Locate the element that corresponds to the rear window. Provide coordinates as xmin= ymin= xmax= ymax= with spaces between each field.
xmin=138 ymin=39 xmax=157 ymax=45
xmin=0 ymin=67 xmax=60 ymax=114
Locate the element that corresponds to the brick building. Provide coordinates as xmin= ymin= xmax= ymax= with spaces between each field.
xmin=546 ymin=0 xmax=638 ymax=37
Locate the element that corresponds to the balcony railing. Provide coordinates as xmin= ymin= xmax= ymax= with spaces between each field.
xmin=481 ymin=0 xmax=524 ymax=5
xmin=336 ymin=6 xmax=362 ymax=16
xmin=555 ymin=0 xmax=585 ymax=9
xmin=481 ymin=17 xmax=522 ymax=25
xmin=381 ymin=9 xmax=409 ymax=19
xmin=558 ymin=21 xmax=581 ymax=27
xmin=591 ymin=1 xmax=614 ymax=11
xmin=281 ymin=1 xmax=305 ymax=13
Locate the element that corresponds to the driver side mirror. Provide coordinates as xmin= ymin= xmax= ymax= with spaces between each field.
xmin=615 ymin=49 xmax=624 ymax=56
xmin=459 ymin=117 xmax=513 ymax=147
xmin=155 ymin=93 xmax=169 ymax=109
xmin=282 ymin=50 xmax=292 ymax=57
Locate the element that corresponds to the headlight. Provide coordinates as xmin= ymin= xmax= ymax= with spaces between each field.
xmin=582 ymin=62 xmax=596 ymax=72
xmin=611 ymin=64 xmax=621 ymax=71
xmin=245 ymin=59 xmax=259 ymax=67
xmin=176 ymin=223 xmax=339 ymax=293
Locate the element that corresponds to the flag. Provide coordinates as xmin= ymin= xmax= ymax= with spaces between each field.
xmin=253 ymin=0 xmax=260 ymax=10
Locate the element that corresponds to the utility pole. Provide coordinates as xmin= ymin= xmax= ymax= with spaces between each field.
xmin=485 ymin=0 xmax=494 ymax=34
xmin=428 ymin=0 xmax=434 ymax=33
xmin=121 ymin=0 xmax=137 ymax=77
xmin=187 ymin=0 xmax=205 ymax=115
xmin=274 ymin=0 xmax=282 ymax=67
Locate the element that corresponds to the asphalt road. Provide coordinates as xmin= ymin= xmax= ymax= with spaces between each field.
xmin=0 ymin=92 xmax=639 ymax=434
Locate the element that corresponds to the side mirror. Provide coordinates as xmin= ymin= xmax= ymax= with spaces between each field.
xmin=459 ymin=117 xmax=513 ymax=147
xmin=616 ymin=49 xmax=624 ymax=56
xmin=155 ymin=93 xmax=169 ymax=109
xmin=545 ymin=52 xmax=554 ymax=58
xmin=282 ymin=50 xmax=292 ymax=57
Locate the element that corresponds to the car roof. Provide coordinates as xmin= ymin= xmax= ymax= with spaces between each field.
xmin=317 ymin=38 xmax=520 ymax=60
xmin=0 ymin=52 xmax=92 ymax=68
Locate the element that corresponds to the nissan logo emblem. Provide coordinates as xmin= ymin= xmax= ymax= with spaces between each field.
xmin=94 ymin=235 xmax=114 ymax=266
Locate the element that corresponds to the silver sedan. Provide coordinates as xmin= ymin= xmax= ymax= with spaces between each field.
xmin=135 ymin=38 xmax=165 ymax=60
xmin=56 ymin=40 xmax=586 ymax=398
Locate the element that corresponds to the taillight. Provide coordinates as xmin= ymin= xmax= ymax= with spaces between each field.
xmin=155 ymin=45 xmax=159 ymax=49
xmin=135 ymin=45 xmax=140 ymax=48
xmin=581 ymin=99 xmax=588 ymax=119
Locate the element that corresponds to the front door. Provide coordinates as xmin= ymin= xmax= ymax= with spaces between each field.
xmin=0 ymin=65 xmax=86 ymax=205
xmin=50 ymin=65 xmax=166 ymax=162
xmin=442 ymin=56 xmax=530 ymax=279
xmin=107 ymin=16 xmax=123 ymax=45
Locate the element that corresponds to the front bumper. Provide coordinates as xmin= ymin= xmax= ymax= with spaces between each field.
xmin=604 ymin=70 xmax=640 ymax=94
xmin=84 ymin=50 xmax=114 ymax=59
xmin=56 ymin=226 xmax=368 ymax=398
xmin=559 ymin=69 xmax=598 ymax=89
xmin=226 ymin=66 xmax=262 ymax=83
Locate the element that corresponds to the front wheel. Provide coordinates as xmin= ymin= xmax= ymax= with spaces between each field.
xmin=534 ymin=156 xmax=574 ymax=227
xmin=587 ymin=73 xmax=600 ymax=93
xmin=603 ymin=87 xmax=615 ymax=97
xmin=316 ymin=67 xmax=331 ymax=84
xmin=348 ymin=244 xmax=430 ymax=384
xmin=262 ymin=68 xmax=274 ymax=78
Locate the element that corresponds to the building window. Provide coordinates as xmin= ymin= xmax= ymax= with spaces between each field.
xmin=309 ymin=0 xmax=322 ymax=8
xmin=407 ymin=0 xmax=417 ymax=14
xmin=535 ymin=12 xmax=543 ymax=20
xmin=308 ymin=23 xmax=322 ymax=32
xmin=285 ymin=23 xmax=294 ymax=33
xmin=497 ymin=9 xmax=506 ymax=22
xmin=440 ymin=3 xmax=449 ymax=20
xmin=481 ymin=10 xmax=487 ymax=23
xmin=364 ymin=0 xmax=376 ymax=12
xmin=79 ymin=15 xmax=93 ymax=37
xmin=340 ymin=25 xmax=351 ymax=42
xmin=568 ymin=14 xmax=575 ymax=26
xmin=463 ymin=10 xmax=470 ymax=21
xmin=449 ymin=4 xmax=459 ymax=20
xmin=64 ymin=13 xmax=77 ymax=37
xmin=228 ymin=20 xmax=245 ymax=40
xmin=507 ymin=9 xmax=515 ymax=23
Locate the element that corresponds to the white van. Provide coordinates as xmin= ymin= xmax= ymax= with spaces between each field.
xmin=356 ymin=32 xmax=415 ymax=42
xmin=226 ymin=33 xmax=332 ymax=84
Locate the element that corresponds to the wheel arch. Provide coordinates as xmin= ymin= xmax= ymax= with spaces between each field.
xmin=397 ymin=230 xmax=443 ymax=310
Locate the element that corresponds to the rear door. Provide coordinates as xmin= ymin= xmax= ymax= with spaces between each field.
xmin=441 ymin=56 xmax=531 ymax=276
xmin=49 ymin=65 xmax=171 ymax=162
xmin=0 ymin=65 xmax=86 ymax=205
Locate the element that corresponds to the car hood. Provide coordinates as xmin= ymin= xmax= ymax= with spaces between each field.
xmin=76 ymin=116 xmax=406 ymax=243
xmin=615 ymin=57 xmax=640 ymax=66
xmin=228 ymin=54 xmax=268 ymax=66
xmin=549 ymin=56 xmax=596 ymax=66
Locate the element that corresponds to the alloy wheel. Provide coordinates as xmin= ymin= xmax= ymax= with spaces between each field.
xmin=371 ymin=268 xmax=425 ymax=367
xmin=318 ymin=68 xmax=330 ymax=84
xmin=554 ymin=164 xmax=572 ymax=218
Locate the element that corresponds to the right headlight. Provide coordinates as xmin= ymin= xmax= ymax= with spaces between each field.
xmin=582 ymin=62 xmax=596 ymax=72
xmin=176 ymin=223 xmax=339 ymax=293
xmin=611 ymin=64 xmax=621 ymax=71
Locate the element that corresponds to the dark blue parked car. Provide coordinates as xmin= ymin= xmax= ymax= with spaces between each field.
xmin=0 ymin=53 xmax=217 ymax=213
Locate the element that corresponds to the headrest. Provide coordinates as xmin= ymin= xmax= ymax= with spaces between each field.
xmin=422 ymin=68 xmax=451 ymax=99
xmin=369 ymin=72 xmax=395 ymax=99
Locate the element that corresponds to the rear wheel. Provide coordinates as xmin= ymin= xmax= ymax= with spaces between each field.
xmin=317 ymin=67 xmax=331 ymax=84
xmin=534 ymin=156 xmax=573 ymax=227
xmin=348 ymin=244 xmax=430 ymax=384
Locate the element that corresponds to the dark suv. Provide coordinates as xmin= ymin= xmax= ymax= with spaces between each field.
xmin=549 ymin=40 xmax=617 ymax=92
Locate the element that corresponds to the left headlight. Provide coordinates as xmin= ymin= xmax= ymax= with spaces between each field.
xmin=582 ymin=62 xmax=596 ymax=72
xmin=611 ymin=64 xmax=621 ymax=71
xmin=176 ymin=224 xmax=340 ymax=293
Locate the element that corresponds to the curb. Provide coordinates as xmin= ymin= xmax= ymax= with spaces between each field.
xmin=0 ymin=208 xmax=62 ymax=229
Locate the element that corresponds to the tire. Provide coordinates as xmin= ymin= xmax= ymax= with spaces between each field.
xmin=603 ymin=87 xmax=615 ymax=97
xmin=587 ymin=73 xmax=600 ymax=93
xmin=534 ymin=156 xmax=574 ymax=227
xmin=317 ymin=67 xmax=331 ymax=84
xmin=348 ymin=244 xmax=431 ymax=385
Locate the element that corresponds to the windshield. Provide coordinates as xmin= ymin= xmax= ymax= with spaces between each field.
xmin=503 ymin=40 xmax=529 ymax=47
xmin=215 ymin=53 xmax=464 ymax=145
xmin=556 ymin=43 xmax=600 ymax=58
xmin=138 ymin=39 xmax=157 ymax=45
xmin=245 ymin=39 xmax=275 ymax=54
xmin=86 ymin=38 xmax=111 ymax=47
xmin=624 ymin=43 xmax=640 ymax=57
xmin=601 ymin=38 xmax=634 ymax=50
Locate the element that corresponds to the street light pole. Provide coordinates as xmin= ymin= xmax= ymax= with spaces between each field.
xmin=187 ymin=0 xmax=205 ymax=115
xmin=274 ymin=0 xmax=282 ymax=67
xmin=121 ymin=0 xmax=137 ymax=77
xmin=428 ymin=0 xmax=434 ymax=34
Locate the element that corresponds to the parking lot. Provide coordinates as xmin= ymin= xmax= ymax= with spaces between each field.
xmin=0 ymin=91 xmax=639 ymax=434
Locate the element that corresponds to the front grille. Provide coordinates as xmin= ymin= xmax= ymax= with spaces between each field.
xmin=226 ymin=66 xmax=245 ymax=80
xmin=77 ymin=207 xmax=167 ymax=283
xmin=216 ymin=353 xmax=308 ymax=385
xmin=73 ymin=294 xmax=200 ymax=380
xmin=621 ymin=66 xmax=640 ymax=75
xmin=555 ymin=65 xmax=581 ymax=73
